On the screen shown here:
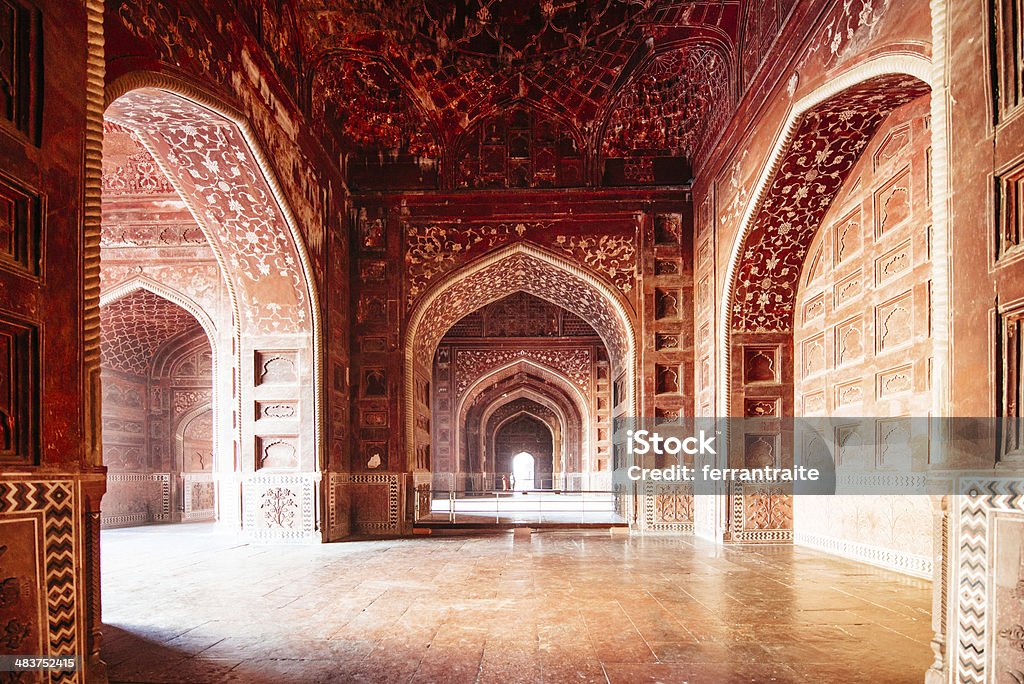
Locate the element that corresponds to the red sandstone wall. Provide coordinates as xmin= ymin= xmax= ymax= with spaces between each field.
xmin=0 ymin=0 xmax=98 ymax=671
xmin=689 ymin=0 xmax=933 ymax=544
xmin=792 ymin=98 xmax=935 ymax=574
xmin=795 ymin=98 xmax=932 ymax=420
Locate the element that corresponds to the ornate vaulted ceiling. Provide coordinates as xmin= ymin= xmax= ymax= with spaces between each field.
xmin=101 ymin=289 xmax=204 ymax=376
xmin=298 ymin=0 xmax=741 ymax=187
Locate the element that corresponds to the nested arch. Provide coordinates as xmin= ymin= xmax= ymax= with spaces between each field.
xmin=406 ymin=242 xmax=636 ymax=470
xmin=104 ymin=73 xmax=324 ymax=476
xmin=175 ymin=403 xmax=214 ymax=473
xmin=493 ymin=413 xmax=555 ymax=487
xmin=101 ymin=277 xmax=218 ymax=353
xmin=482 ymin=393 xmax=572 ymax=474
xmin=460 ymin=366 xmax=588 ymax=476
xmin=487 ymin=404 xmax=561 ymax=484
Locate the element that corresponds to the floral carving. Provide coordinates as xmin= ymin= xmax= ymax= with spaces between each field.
xmin=744 ymin=487 xmax=793 ymax=530
xmin=260 ymin=487 xmax=298 ymax=528
xmin=553 ymin=235 xmax=635 ymax=295
xmin=106 ymin=89 xmax=311 ymax=335
xmin=405 ymin=221 xmax=545 ymax=302
xmin=173 ymin=390 xmax=211 ymax=416
xmin=656 ymin=491 xmax=694 ymax=524
xmin=454 ymin=348 xmax=591 ymax=395
xmin=413 ymin=250 xmax=630 ymax=368
xmin=732 ymin=75 xmax=929 ymax=332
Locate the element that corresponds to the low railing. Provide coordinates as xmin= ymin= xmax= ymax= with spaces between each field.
xmin=429 ymin=471 xmax=614 ymax=494
xmin=416 ymin=472 xmax=625 ymax=525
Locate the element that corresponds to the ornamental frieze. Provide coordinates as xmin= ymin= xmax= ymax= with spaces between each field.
xmin=405 ymin=221 xmax=636 ymax=306
xmin=454 ymin=348 xmax=591 ymax=396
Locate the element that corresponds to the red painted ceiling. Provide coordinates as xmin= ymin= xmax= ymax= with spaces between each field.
xmin=300 ymin=0 xmax=740 ymax=171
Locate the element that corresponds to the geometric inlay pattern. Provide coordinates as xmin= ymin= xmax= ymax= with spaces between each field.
xmin=956 ymin=479 xmax=1024 ymax=683
xmin=0 ymin=480 xmax=79 ymax=680
xmin=100 ymin=289 xmax=201 ymax=375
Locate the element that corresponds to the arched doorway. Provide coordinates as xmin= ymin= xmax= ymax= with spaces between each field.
xmin=101 ymin=80 xmax=322 ymax=539
xmin=456 ymin=359 xmax=592 ymax=489
xmin=712 ymin=60 xmax=939 ymax=679
xmin=405 ymin=243 xmax=637 ymax=526
xmin=98 ymin=79 xmax=325 ymax=682
xmin=510 ymin=452 xmax=538 ymax=491
xmin=99 ymin=287 xmax=218 ymax=527
xmin=495 ymin=415 xmax=553 ymax=490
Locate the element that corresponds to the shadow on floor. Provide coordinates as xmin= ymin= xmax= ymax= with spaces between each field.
xmin=102 ymin=624 xmax=373 ymax=684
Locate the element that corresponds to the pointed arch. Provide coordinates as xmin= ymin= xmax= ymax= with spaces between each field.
xmin=105 ymin=74 xmax=324 ymax=477
xmin=405 ymin=242 xmax=637 ymax=469
xmin=100 ymin=276 xmax=218 ymax=354
xmin=716 ymin=55 xmax=933 ymax=417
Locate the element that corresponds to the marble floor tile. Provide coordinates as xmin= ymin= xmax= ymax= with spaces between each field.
xmin=101 ymin=525 xmax=932 ymax=683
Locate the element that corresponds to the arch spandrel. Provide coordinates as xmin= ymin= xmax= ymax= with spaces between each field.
xmin=105 ymin=88 xmax=312 ymax=337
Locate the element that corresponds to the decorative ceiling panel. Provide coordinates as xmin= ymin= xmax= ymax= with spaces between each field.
xmin=601 ymin=43 xmax=730 ymax=161
xmin=101 ymin=289 xmax=203 ymax=376
xmin=300 ymin=0 xmax=741 ymax=172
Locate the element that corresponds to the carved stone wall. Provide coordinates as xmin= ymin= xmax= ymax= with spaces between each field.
xmin=99 ymin=299 xmax=213 ymax=528
xmin=791 ymin=98 xmax=935 ymax=574
xmin=348 ymin=191 xmax=684 ymax=523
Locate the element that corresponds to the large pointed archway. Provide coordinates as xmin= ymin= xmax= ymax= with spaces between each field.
xmin=102 ymin=76 xmax=324 ymax=540
xmin=713 ymin=57 xmax=932 ymax=545
xmin=404 ymin=242 xmax=638 ymax=525
xmin=405 ymin=242 xmax=638 ymax=471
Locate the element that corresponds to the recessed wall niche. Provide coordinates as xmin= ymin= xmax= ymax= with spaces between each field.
xmin=743 ymin=346 xmax=778 ymax=384
xmin=256 ymin=351 xmax=298 ymax=386
xmin=654 ymin=212 xmax=683 ymax=244
xmin=256 ymin=435 xmax=299 ymax=469
xmin=654 ymin=288 xmax=682 ymax=319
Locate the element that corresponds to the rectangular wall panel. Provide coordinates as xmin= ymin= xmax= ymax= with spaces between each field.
xmin=0 ymin=314 xmax=36 ymax=464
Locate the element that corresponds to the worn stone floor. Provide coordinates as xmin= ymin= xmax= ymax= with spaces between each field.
xmin=100 ymin=524 xmax=933 ymax=683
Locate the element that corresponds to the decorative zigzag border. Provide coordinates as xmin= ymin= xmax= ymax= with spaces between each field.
xmin=956 ymin=478 xmax=1024 ymax=683
xmin=0 ymin=480 xmax=79 ymax=684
